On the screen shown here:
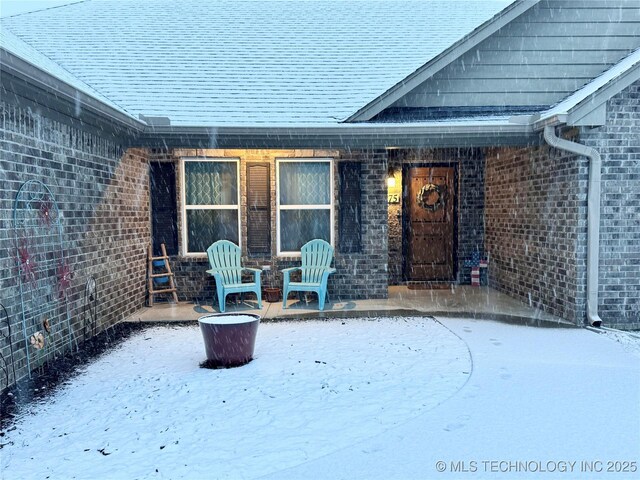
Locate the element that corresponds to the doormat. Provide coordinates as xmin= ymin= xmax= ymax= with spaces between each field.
xmin=407 ymin=283 xmax=455 ymax=290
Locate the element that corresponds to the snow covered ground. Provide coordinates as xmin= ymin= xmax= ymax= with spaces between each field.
xmin=2 ymin=317 xmax=639 ymax=480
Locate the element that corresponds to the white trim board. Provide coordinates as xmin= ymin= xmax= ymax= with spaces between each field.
xmin=179 ymin=157 xmax=241 ymax=256
xmin=275 ymin=158 xmax=335 ymax=257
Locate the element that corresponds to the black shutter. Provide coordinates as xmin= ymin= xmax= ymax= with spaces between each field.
xmin=339 ymin=161 xmax=362 ymax=253
xmin=150 ymin=161 xmax=178 ymax=255
xmin=247 ymin=163 xmax=271 ymax=256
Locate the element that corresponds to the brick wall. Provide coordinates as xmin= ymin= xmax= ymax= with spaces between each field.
xmin=0 ymin=100 xmax=150 ymax=389
xmin=387 ymin=148 xmax=485 ymax=285
xmin=333 ymin=149 xmax=388 ymax=299
xmin=580 ymin=80 xmax=640 ymax=329
xmin=458 ymin=150 xmax=486 ymax=284
xmin=151 ymin=148 xmax=388 ymax=305
xmin=484 ymin=141 xmax=587 ymax=323
xmin=485 ymin=81 xmax=640 ymax=328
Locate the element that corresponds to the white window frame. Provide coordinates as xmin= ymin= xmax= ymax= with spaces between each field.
xmin=276 ymin=158 xmax=334 ymax=256
xmin=180 ymin=157 xmax=241 ymax=256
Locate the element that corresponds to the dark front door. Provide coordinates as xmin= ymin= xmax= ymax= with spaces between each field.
xmin=406 ymin=166 xmax=455 ymax=281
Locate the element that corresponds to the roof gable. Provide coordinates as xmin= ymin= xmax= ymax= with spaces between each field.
xmin=1 ymin=0 xmax=515 ymax=127
xmin=346 ymin=0 xmax=540 ymax=121
xmin=379 ymin=0 xmax=640 ymax=119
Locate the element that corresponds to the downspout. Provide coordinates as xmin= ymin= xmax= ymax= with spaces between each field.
xmin=543 ymin=126 xmax=602 ymax=327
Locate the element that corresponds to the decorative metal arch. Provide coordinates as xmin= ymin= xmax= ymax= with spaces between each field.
xmin=13 ymin=180 xmax=76 ymax=376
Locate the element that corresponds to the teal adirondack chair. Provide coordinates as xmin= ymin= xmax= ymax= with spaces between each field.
xmin=282 ymin=239 xmax=336 ymax=311
xmin=206 ymin=241 xmax=262 ymax=313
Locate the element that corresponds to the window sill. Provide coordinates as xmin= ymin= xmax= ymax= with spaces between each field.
xmin=178 ymin=253 xmax=208 ymax=261
xmin=277 ymin=253 xmax=303 ymax=259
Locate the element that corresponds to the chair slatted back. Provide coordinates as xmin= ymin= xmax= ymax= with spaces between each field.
xmin=301 ymin=239 xmax=334 ymax=284
xmin=207 ymin=240 xmax=242 ymax=284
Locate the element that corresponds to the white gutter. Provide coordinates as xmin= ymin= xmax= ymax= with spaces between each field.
xmin=0 ymin=49 xmax=145 ymax=131
xmin=543 ymin=126 xmax=602 ymax=327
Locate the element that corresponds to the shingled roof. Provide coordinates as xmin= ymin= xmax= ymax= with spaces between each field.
xmin=1 ymin=0 xmax=515 ymax=127
xmin=0 ymin=27 xmax=135 ymax=119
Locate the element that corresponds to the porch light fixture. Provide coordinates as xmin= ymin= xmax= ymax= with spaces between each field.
xmin=387 ymin=167 xmax=396 ymax=188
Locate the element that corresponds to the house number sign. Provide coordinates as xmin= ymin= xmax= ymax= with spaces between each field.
xmin=388 ymin=193 xmax=400 ymax=204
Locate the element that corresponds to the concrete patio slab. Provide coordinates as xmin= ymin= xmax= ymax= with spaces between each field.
xmin=125 ymin=286 xmax=575 ymax=327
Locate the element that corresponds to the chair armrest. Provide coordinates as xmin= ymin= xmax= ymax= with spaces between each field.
xmin=281 ymin=267 xmax=301 ymax=274
xmin=205 ymin=270 xmax=223 ymax=283
xmin=243 ymin=267 xmax=261 ymax=286
xmin=300 ymin=267 xmax=336 ymax=274
xmin=321 ymin=268 xmax=336 ymax=283
xmin=281 ymin=266 xmax=301 ymax=284
xmin=242 ymin=267 xmax=262 ymax=274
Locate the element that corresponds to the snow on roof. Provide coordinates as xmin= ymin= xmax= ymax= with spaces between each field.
xmin=0 ymin=27 xmax=135 ymax=120
xmin=1 ymin=0 xmax=515 ymax=127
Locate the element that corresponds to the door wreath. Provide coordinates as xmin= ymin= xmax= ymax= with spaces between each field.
xmin=417 ymin=183 xmax=446 ymax=211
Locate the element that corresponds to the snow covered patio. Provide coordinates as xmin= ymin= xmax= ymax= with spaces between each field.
xmin=2 ymin=316 xmax=638 ymax=479
xmin=128 ymin=286 xmax=574 ymax=327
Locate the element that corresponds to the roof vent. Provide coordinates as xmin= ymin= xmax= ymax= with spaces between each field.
xmin=139 ymin=114 xmax=171 ymax=126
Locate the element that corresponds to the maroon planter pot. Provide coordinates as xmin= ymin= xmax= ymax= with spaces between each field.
xmin=198 ymin=313 xmax=261 ymax=368
xmin=263 ymin=287 xmax=281 ymax=303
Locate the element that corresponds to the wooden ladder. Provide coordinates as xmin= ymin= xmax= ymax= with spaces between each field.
xmin=147 ymin=243 xmax=178 ymax=306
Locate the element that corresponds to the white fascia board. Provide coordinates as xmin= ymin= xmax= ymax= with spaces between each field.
xmin=569 ymin=104 xmax=608 ymax=127
xmin=344 ymin=0 xmax=541 ymax=123
xmin=138 ymin=119 xmax=537 ymax=149
xmin=0 ymin=48 xmax=146 ymax=131
xmin=144 ymin=120 xmax=532 ymax=137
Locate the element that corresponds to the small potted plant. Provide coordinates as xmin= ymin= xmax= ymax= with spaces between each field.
xmin=262 ymin=265 xmax=281 ymax=303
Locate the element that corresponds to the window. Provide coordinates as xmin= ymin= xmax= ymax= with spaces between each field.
xmin=277 ymin=159 xmax=334 ymax=255
xmin=181 ymin=158 xmax=240 ymax=254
